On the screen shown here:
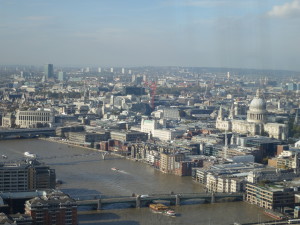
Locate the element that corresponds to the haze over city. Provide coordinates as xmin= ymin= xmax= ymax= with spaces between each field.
xmin=3 ymin=1 xmax=300 ymax=225
xmin=1 ymin=0 xmax=300 ymax=71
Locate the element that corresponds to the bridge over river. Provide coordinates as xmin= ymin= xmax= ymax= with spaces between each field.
xmin=0 ymin=128 xmax=55 ymax=140
xmin=76 ymin=192 xmax=244 ymax=210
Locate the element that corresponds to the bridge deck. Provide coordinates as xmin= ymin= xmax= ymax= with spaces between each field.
xmin=76 ymin=193 xmax=244 ymax=207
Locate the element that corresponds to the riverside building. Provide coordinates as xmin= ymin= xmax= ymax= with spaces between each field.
xmin=246 ymin=183 xmax=298 ymax=210
xmin=25 ymin=191 xmax=77 ymax=225
xmin=15 ymin=108 xmax=55 ymax=128
xmin=0 ymin=160 xmax=55 ymax=192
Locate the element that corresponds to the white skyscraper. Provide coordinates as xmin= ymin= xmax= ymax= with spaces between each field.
xmin=110 ymin=67 xmax=114 ymax=73
xmin=98 ymin=67 xmax=102 ymax=73
xmin=58 ymin=71 xmax=65 ymax=82
xmin=122 ymin=68 xmax=125 ymax=74
xmin=227 ymin=72 xmax=230 ymax=79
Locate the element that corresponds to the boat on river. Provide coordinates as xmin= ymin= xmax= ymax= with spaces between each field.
xmin=24 ymin=152 xmax=37 ymax=158
xmin=111 ymin=167 xmax=119 ymax=171
xmin=149 ymin=203 xmax=169 ymax=213
xmin=164 ymin=210 xmax=176 ymax=217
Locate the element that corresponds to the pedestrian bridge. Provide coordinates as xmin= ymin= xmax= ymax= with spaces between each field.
xmin=76 ymin=192 xmax=244 ymax=210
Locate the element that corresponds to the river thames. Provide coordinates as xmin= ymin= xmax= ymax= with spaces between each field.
xmin=0 ymin=139 xmax=271 ymax=224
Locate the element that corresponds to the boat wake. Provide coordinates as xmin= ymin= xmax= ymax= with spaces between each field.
xmin=118 ymin=170 xmax=129 ymax=174
xmin=111 ymin=168 xmax=129 ymax=174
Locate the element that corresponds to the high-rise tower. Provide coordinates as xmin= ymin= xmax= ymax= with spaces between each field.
xmin=44 ymin=64 xmax=54 ymax=80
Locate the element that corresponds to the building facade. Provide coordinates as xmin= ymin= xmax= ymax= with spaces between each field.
xmin=160 ymin=153 xmax=185 ymax=174
xmin=246 ymin=183 xmax=297 ymax=209
xmin=110 ymin=130 xmax=148 ymax=142
xmin=0 ymin=160 xmax=55 ymax=192
xmin=15 ymin=109 xmax=55 ymax=128
xmin=25 ymin=191 xmax=77 ymax=225
xmin=44 ymin=64 xmax=54 ymax=80
xmin=216 ymin=90 xmax=288 ymax=140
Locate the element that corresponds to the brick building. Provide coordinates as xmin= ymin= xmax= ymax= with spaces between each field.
xmin=25 ymin=191 xmax=77 ymax=225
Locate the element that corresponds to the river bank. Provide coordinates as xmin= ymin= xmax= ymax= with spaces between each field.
xmin=0 ymin=139 xmax=273 ymax=224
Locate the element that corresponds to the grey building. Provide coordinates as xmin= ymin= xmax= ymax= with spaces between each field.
xmin=44 ymin=64 xmax=54 ymax=80
xmin=0 ymin=160 xmax=56 ymax=192
xmin=110 ymin=130 xmax=148 ymax=142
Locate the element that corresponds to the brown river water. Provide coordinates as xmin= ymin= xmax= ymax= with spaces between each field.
xmin=0 ymin=139 xmax=271 ymax=225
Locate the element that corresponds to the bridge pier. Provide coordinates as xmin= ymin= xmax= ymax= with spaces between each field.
xmin=101 ymin=152 xmax=109 ymax=160
xmin=175 ymin=194 xmax=181 ymax=206
xmin=97 ymin=199 xmax=102 ymax=210
xmin=211 ymin=192 xmax=215 ymax=203
xmin=136 ymin=196 xmax=141 ymax=208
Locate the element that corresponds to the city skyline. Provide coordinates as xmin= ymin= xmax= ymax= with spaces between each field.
xmin=1 ymin=0 xmax=300 ymax=71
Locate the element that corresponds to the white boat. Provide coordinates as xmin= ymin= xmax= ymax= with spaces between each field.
xmin=164 ymin=210 xmax=176 ymax=217
xmin=111 ymin=167 xmax=119 ymax=171
xmin=24 ymin=152 xmax=37 ymax=158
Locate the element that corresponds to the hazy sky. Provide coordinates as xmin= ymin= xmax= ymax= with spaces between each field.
xmin=1 ymin=0 xmax=300 ymax=71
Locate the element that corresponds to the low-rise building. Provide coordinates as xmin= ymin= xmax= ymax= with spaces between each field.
xmin=15 ymin=108 xmax=55 ymax=128
xmin=67 ymin=131 xmax=110 ymax=144
xmin=160 ymin=153 xmax=185 ymax=174
xmin=247 ymin=169 xmax=298 ymax=184
xmin=246 ymin=183 xmax=298 ymax=209
xmin=25 ymin=191 xmax=77 ymax=225
xmin=0 ymin=160 xmax=55 ymax=192
xmin=174 ymin=160 xmax=203 ymax=176
xmin=1 ymin=113 xmax=15 ymax=128
xmin=110 ymin=130 xmax=148 ymax=142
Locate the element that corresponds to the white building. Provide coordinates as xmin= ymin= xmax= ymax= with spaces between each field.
xmin=216 ymin=89 xmax=288 ymax=140
xmin=15 ymin=108 xmax=54 ymax=128
xmin=140 ymin=118 xmax=183 ymax=141
xmin=153 ymin=129 xmax=185 ymax=141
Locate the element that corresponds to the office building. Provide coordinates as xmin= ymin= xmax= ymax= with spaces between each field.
xmin=246 ymin=183 xmax=297 ymax=209
xmin=15 ymin=108 xmax=55 ymax=128
xmin=44 ymin=64 xmax=54 ymax=80
xmin=66 ymin=131 xmax=110 ymax=144
xmin=160 ymin=153 xmax=185 ymax=174
xmin=110 ymin=130 xmax=148 ymax=142
xmin=58 ymin=71 xmax=65 ymax=82
xmin=0 ymin=160 xmax=56 ymax=192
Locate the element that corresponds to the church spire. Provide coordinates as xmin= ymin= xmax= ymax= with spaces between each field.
xmin=256 ymin=89 xmax=262 ymax=98
xmin=217 ymin=105 xmax=224 ymax=120
xmin=228 ymin=104 xmax=235 ymax=120
xmin=295 ymin=109 xmax=300 ymax=126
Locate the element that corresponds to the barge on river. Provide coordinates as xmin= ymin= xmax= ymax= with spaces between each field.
xmin=149 ymin=203 xmax=169 ymax=212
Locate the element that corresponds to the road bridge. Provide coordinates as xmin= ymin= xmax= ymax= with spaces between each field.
xmin=0 ymin=128 xmax=55 ymax=140
xmin=76 ymin=192 xmax=244 ymax=210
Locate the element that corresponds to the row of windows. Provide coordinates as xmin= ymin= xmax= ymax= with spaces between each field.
xmin=19 ymin=112 xmax=51 ymax=116
xmin=18 ymin=115 xmax=51 ymax=122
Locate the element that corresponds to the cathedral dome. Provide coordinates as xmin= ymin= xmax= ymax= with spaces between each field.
xmin=249 ymin=89 xmax=266 ymax=113
xmin=249 ymin=98 xmax=266 ymax=112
